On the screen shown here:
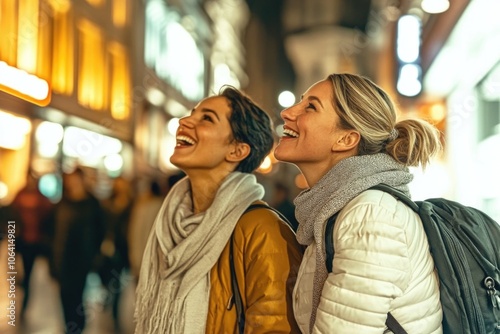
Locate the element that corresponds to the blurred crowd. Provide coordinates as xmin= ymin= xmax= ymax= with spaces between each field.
xmin=0 ymin=168 xmax=186 ymax=333
xmin=0 ymin=168 xmax=295 ymax=333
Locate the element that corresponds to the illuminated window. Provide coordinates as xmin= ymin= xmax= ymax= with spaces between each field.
xmin=108 ymin=42 xmax=130 ymax=120
xmin=77 ymin=19 xmax=108 ymax=111
xmin=0 ymin=0 xmax=19 ymax=65
xmin=0 ymin=0 xmax=71 ymax=99
xmin=86 ymin=0 xmax=105 ymax=6
xmin=112 ymin=0 xmax=127 ymax=27
xmin=50 ymin=0 xmax=74 ymax=95
xmin=37 ymin=1 xmax=53 ymax=81
xmin=17 ymin=0 xmax=40 ymax=74
xmin=159 ymin=21 xmax=205 ymax=101
xmin=145 ymin=0 xmax=205 ymax=101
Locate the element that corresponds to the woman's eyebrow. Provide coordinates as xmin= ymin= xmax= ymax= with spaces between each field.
xmin=300 ymin=95 xmax=324 ymax=108
xmin=201 ymin=108 xmax=220 ymax=121
xmin=191 ymin=107 xmax=221 ymax=121
xmin=308 ymin=96 xmax=324 ymax=108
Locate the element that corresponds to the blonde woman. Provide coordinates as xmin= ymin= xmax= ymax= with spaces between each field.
xmin=274 ymin=73 xmax=443 ymax=333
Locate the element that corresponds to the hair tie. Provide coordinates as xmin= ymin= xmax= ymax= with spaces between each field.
xmin=389 ymin=128 xmax=399 ymax=140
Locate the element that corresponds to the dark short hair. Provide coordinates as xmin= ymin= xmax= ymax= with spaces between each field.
xmin=219 ymin=86 xmax=274 ymax=173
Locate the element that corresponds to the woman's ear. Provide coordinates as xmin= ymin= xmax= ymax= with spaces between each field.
xmin=332 ymin=130 xmax=360 ymax=152
xmin=226 ymin=142 xmax=251 ymax=163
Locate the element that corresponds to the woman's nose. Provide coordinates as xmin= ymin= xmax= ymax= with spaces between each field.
xmin=178 ymin=116 xmax=194 ymax=128
xmin=281 ymin=104 xmax=298 ymax=121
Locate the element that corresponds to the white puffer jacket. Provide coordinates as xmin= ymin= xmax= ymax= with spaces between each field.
xmin=293 ymin=189 xmax=443 ymax=334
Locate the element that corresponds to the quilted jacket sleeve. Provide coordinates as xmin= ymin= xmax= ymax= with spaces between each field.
xmin=313 ymin=195 xmax=412 ymax=333
xmin=234 ymin=206 xmax=303 ymax=334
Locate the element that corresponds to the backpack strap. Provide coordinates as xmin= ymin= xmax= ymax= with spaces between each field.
xmin=386 ymin=313 xmax=409 ymax=334
xmin=325 ymin=212 xmax=338 ymax=273
xmin=230 ymin=230 xmax=245 ymax=334
xmin=324 ymin=187 xmax=409 ymax=334
xmin=369 ymin=184 xmax=419 ymax=212
xmin=243 ymin=203 xmax=297 ymax=233
xmin=229 ymin=203 xmax=293 ymax=334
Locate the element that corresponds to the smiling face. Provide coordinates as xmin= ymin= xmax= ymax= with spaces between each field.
xmin=274 ymin=79 xmax=358 ymax=184
xmin=170 ymin=95 xmax=237 ymax=173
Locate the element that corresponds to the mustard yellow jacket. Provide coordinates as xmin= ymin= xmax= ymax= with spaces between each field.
xmin=206 ymin=201 xmax=303 ymax=334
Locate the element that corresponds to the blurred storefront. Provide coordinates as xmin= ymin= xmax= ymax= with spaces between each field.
xmin=0 ymin=0 xmax=136 ymax=203
xmin=0 ymin=110 xmax=32 ymax=204
xmin=0 ymin=0 xmax=255 ymax=203
xmin=421 ymin=0 xmax=500 ymax=221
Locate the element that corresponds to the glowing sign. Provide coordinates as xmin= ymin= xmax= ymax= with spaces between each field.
xmin=396 ymin=15 xmax=422 ymax=97
xmin=0 ymin=61 xmax=51 ymax=106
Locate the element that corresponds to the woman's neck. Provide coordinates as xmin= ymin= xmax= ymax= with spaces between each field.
xmin=297 ymin=161 xmax=336 ymax=188
xmin=298 ymin=152 xmax=355 ymax=188
xmin=188 ymin=170 xmax=232 ymax=214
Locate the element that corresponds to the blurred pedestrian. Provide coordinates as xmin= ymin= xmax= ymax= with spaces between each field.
xmin=51 ymin=167 xmax=104 ymax=333
xmin=99 ymin=176 xmax=134 ymax=333
xmin=128 ymin=173 xmax=184 ymax=283
xmin=0 ymin=201 xmax=20 ymax=241
xmin=10 ymin=171 xmax=54 ymax=316
xmin=127 ymin=180 xmax=163 ymax=283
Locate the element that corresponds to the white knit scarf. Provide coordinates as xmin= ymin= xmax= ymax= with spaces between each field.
xmin=134 ymin=172 xmax=265 ymax=333
xmin=293 ymin=153 xmax=413 ymax=332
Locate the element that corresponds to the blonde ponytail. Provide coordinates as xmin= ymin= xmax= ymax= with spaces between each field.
xmin=386 ymin=118 xmax=443 ymax=169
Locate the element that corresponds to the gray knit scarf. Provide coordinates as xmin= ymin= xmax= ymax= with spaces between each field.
xmin=294 ymin=153 xmax=413 ymax=332
xmin=134 ymin=172 xmax=265 ymax=333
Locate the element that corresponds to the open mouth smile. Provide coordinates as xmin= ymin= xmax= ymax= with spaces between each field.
xmin=176 ymin=135 xmax=196 ymax=147
xmin=282 ymin=128 xmax=299 ymax=138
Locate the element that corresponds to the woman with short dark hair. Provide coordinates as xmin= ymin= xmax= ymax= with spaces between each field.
xmin=134 ymin=86 xmax=303 ymax=333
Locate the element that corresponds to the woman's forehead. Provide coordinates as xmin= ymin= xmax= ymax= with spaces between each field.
xmin=305 ymin=79 xmax=332 ymax=97
xmin=195 ymin=96 xmax=231 ymax=114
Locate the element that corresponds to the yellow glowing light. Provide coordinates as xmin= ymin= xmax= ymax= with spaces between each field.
xmin=430 ymin=104 xmax=446 ymax=123
xmin=51 ymin=7 xmax=75 ymax=95
xmin=0 ymin=111 xmax=32 ymax=150
xmin=77 ymin=19 xmax=107 ymax=111
xmin=257 ymin=156 xmax=273 ymax=174
xmin=0 ymin=61 xmax=51 ymax=106
xmin=0 ymin=181 xmax=8 ymax=200
xmin=294 ymin=174 xmax=308 ymax=189
xmin=109 ymin=41 xmax=131 ymax=120
xmin=86 ymin=0 xmax=104 ymax=6
xmin=48 ymin=0 xmax=71 ymax=12
xmin=112 ymin=0 xmax=127 ymax=27
xmin=17 ymin=0 xmax=39 ymax=74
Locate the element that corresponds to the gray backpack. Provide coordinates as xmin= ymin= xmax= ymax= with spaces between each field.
xmin=325 ymin=184 xmax=500 ymax=334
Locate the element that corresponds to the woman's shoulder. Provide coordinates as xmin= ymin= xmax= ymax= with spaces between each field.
xmin=233 ymin=200 xmax=303 ymax=263
xmin=336 ymin=188 xmax=418 ymax=235
xmin=343 ymin=188 xmax=413 ymax=218
xmin=235 ymin=200 xmax=287 ymax=232
xmin=234 ymin=200 xmax=299 ymax=246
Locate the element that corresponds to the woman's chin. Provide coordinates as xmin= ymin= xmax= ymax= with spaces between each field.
xmin=273 ymin=147 xmax=292 ymax=163
xmin=169 ymin=156 xmax=184 ymax=169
